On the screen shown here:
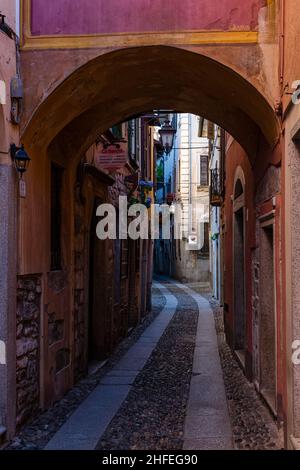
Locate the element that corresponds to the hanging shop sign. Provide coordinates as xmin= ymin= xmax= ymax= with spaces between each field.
xmin=95 ymin=143 xmax=127 ymax=171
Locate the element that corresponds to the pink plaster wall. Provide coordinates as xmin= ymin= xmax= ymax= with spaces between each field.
xmin=30 ymin=0 xmax=267 ymax=36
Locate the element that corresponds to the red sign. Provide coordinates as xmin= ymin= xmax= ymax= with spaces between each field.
xmin=95 ymin=143 xmax=127 ymax=171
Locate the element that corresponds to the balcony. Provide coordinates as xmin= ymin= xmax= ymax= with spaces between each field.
xmin=210 ymin=168 xmax=223 ymax=207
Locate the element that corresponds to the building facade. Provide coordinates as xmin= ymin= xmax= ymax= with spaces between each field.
xmin=222 ymin=131 xmax=282 ymax=423
xmin=0 ymin=0 xmax=20 ymax=441
xmin=155 ymin=114 xmax=210 ymax=283
xmin=209 ymin=125 xmax=225 ymax=304
xmin=16 ymin=117 xmax=156 ymax=430
xmin=154 ymin=114 xmax=178 ymax=277
xmin=173 ymin=114 xmax=210 ymax=284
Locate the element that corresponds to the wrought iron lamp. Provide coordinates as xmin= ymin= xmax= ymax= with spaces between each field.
xmin=159 ymin=119 xmax=176 ymax=154
xmin=10 ymin=144 xmax=31 ymax=177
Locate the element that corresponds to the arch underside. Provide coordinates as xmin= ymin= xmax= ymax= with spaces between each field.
xmin=22 ymin=45 xmax=279 ymax=162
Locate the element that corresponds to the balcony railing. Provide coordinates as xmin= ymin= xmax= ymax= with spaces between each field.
xmin=210 ymin=168 xmax=223 ymax=206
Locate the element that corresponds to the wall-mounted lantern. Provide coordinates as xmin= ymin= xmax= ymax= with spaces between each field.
xmin=159 ymin=119 xmax=176 ymax=154
xmin=10 ymin=144 xmax=31 ymax=177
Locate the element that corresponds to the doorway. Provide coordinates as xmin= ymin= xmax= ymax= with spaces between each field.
xmin=260 ymin=222 xmax=276 ymax=413
xmin=233 ymin=177 xmax=246 ymax=365
xmin=234 ymin=208 xmax=246 ymax=355
xmin=88 ymin=197 xmax=108 ymax=365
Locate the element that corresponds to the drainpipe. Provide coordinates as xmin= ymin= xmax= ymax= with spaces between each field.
xmin=15 ymin=0 xmax=20 ymax=38
xmin=279 ymin=0 xmax=285 ymax=93
xmin=188 ymin=114 xmax=192 ymax=234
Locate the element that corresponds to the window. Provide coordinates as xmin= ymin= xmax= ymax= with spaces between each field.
xmin=51 ymin=163 xmax=64 ymax=270
xmin=234 ymin=179 xmax=244 ymax=199
xmin=128 ymin=120 xmax=136 ymax=161
xmin=199 ymin=155 xmax=208 ymax=186
xmin=198 ymin=119 xmax=214 ymax=140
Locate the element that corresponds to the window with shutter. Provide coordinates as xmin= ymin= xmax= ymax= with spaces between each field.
xmin=199 ymin=155 xmax=208 ymax=186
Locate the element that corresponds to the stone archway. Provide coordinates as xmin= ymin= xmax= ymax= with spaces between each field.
xmin=17 ymin=44 xmax=281 ymax=427
xmin=21 ymin=45 xmax=279 ymax=163
xmin=19 ymin=47 xmax=280 ymax=279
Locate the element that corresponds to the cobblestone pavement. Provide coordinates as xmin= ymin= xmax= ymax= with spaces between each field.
xmin=6 ymin=280 xmax=284 ymax=451
xmin=96 ymin=284 xmax=198 ymax=450
xmin=194 ymin=290 xmax=284 ymax=451
xmin=218 ymin=341 xmax=283 ymax=450
xmin=6 ymin=288 xmax=166 ymax=450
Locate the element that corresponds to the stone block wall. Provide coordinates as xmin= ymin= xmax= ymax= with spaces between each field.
xmin=252 ymin=165 xmax=281 ymax=388
xmin=16 ymin=276 xmax=41 ymax=427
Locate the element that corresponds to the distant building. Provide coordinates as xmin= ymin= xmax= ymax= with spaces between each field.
xmin=154 ymin=114 xmax=178 ymax=276
xmin=209 ymin=125 xmax=225 ymax=303
xmin=174 ymin=114 xmax=210 ymax=283
xmin=154 ymin=114 xmax=210 ymax=283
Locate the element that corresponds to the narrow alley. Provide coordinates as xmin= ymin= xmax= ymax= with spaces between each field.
xmin=7 ymin=280 xmax=281 ymax=451
xmin=2 ymin=0 xmax=300 ymax=457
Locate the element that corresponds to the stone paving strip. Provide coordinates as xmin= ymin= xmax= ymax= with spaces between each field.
xmin=190 ymin=287 xmax=284 ymax=451
xmin=175 ymin=284 xmax=233 ymax=450
xmin=96 ymin=283 xmax=199 ymax=450
xmin=45 ymin=283 xmax=178 ymax=450
xmin=6 ymin=288 xmax=166 ymax=450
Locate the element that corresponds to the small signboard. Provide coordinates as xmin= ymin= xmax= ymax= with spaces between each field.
xmin=19 ymin=179 xmax=26 ymax=198
xmin=95 ymin=143 xmax=127 ymax=171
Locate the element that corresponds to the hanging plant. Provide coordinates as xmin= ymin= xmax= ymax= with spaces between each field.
xmin=128 ymin=196 xmax=140 ymax=207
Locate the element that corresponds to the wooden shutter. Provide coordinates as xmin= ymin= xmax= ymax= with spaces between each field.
xmin=200 ymin=155 xmax=208 ymax=186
